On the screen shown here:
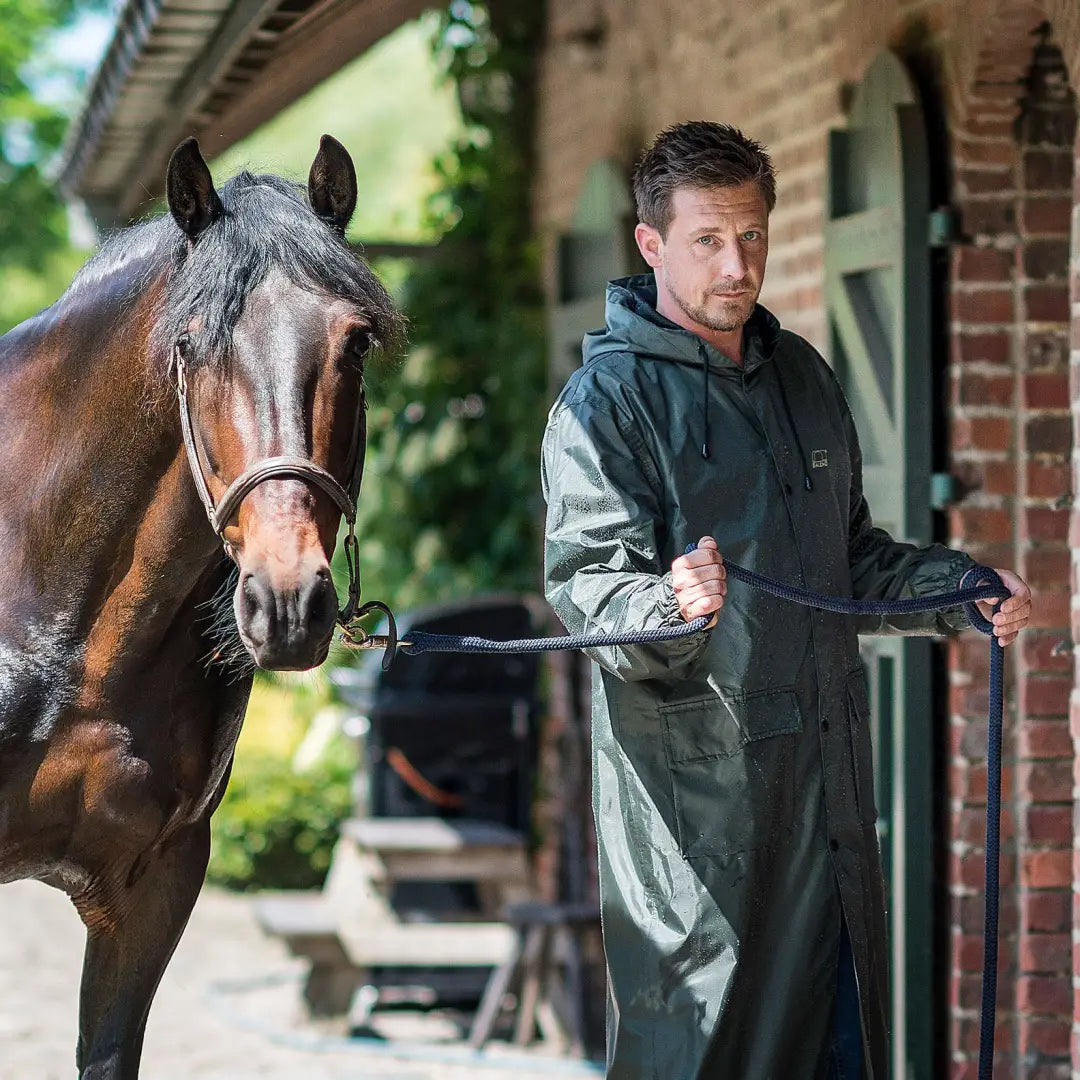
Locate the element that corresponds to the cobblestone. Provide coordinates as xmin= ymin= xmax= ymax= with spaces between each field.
xmin=0 ymin=880 xmax=601 ymax=1080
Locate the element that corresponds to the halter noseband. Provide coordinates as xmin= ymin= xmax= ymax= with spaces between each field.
xmin=172 ymin=346 xmax=376 ymax=638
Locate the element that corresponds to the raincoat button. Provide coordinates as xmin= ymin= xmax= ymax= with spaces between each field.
xmin=784 ymin=483 xmax=793 ymax=495
xmin=822 ymin=719 xmax=830 ymax=733
xmin=830 ymin=839 xmax=840 ymax=852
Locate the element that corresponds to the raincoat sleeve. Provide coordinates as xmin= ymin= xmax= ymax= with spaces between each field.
xmin=541 ymin=387 xmax=711 ymax=682
xmin=842 ymin=388 xmax=978 ymax=636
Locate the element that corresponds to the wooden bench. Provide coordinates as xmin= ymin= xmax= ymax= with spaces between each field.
xmin=254 ymin=816 xmax=530 ymax=1016
xmin=469 ymin=901 xmax=601 ymax=1056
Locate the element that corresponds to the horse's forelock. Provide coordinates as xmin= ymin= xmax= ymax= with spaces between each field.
xmin=149 ymin=170 xmax=403 ymax=365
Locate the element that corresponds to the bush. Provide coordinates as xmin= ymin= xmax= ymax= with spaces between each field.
xmin=207 ymin=738 xmax=355 ymax=892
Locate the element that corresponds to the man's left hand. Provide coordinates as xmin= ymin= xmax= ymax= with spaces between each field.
xmin=973 ymin=568 xmax=1032 ymax=647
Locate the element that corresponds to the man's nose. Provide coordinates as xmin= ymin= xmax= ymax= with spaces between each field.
xmin=718 ymin=243 xmax=748 ymax=281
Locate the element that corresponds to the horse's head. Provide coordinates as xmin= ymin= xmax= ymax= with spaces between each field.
xmin=161 ymin=137 xmax=400 ymax=670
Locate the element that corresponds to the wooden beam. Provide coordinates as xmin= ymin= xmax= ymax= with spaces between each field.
xmin=195 ymin=0 xmax=429 ymax=158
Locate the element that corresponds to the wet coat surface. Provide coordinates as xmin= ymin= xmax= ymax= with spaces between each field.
xmin=540 ymin=276 xmax=975 ymax=1080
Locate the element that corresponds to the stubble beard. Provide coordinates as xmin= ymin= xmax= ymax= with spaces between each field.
xmin=663 ymin=265 xmax=756 ymax=334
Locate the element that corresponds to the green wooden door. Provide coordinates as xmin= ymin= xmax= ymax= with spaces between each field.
xmin=825 ymin=51 xmax=936 ymax=1080
xmin=549 ymin=159 xmax=643 ymax=389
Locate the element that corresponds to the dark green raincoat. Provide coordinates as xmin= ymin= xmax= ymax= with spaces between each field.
xmin=541 ymin=275 xmax=975 ymax=1080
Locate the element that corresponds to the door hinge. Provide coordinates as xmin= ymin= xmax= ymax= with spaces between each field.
xmin=928 ymin=206 xmax=963 ymax=248
xmin=930 ymin=472 xmax=956 ymax=509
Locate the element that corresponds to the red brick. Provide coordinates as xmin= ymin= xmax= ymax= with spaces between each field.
xmin=952 ymin=288 xmax=1016 ymax=323
xmin=1026 ymin=284 xmax=1071 ymax=321
xmin=1031 ymin=590 xmax=1069 ymax=628
xmin=967 ymin=115 xmax=1018 ymax=140
xmin=958 ymin=136 xmax=1023 ymax=168
xmin=1023 ymin=508 xmax=1069 ymax=542
xmin=1022 ymin=890 xmax=1072 ymax=932
xmin=955 ymin=370 xmax=1015 ymax=407
xmin=1020 ymin=720 xmax=1073 ymax=760
xmin=1019 ymin=1016 xmax=1071 ymax=1055
xmin=1026 ymin=462 xmax=1071 ymax=499
xmin=954 ymin=331 xmax=1012 ymax=365
xmin=1019 ymin=760 xmax=1072 ymax=801
xmin=1022 ymin=548 xmax=1071 ymax=589
xmin=950 ymin=505 xmax=1013 ymax=542
xmin=962 ymin=199 xmax=1017 ymax=236
xmin=953 ymin=760 xmax=988 ymax=801
xmin=956 ymin=459 xmax=1016 ymax=496
xmin=954 ymin=931 xmax=990 ymax=972
xmin=953 ymin=850 xmax=1015 ymax=889
xmin=1023 ymin=238 xmax=1071 ymax=281
xmin=952 ymin=633 xmax=996 ymax=671
xmin=951 ymin=681 xmax=990 ymax=717
xmin=1026 ymin=804 xmax=1072 ymax=845
xmin=1025 ymin=415 xmax=1072 ymax=455
xmin=1019 ymin=674 xmax=1070 ymax=717
xmin=1017 ymin=974 xmax=1072 ymax=1014
xmin=1022 ymin=196 xmax=1073 ymax=233
xmin=957 ymin=802 xmax=1016 ymax=843
xmin=1024 ymin=150 xmax=1075 ymax=191
xmin=1020 ymin=933 xmax=1072 ymax=974
xmin=1023 ymin=372 xmax=1070 ymax=409
xmin=958 ymin=167 xmax=1015 ymax=196
xmin=1023 ymin=850 xmax=1073 ymax=888
xmin=957 ymin=246 xmax=1014 ymax=282
xmin=1021 ymin=630 xmax=1074 ymax=672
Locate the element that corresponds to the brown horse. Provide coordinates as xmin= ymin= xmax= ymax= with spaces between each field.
xmin=0 ymin=135 xmax=400 ymax=1078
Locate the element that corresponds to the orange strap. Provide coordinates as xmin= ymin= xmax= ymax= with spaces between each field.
xmin=384 ymin=746 xmax=465 ymax=810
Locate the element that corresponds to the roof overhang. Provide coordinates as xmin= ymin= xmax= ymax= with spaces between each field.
xmin=57 ymin=0 xmax=429 ymax=226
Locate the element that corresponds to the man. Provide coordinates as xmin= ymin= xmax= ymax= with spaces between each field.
xmin=540 ymin=122 xmax=1031 ymax=1080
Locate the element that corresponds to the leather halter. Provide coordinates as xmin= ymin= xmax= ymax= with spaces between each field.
xmin=173 ymin=347 xmax=371 ymax=629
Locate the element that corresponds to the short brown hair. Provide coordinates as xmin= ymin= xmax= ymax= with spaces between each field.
xmin=633 ymin=121 xmax=776 ymax=236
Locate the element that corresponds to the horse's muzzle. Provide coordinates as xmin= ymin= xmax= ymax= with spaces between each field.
xmin=235 ymin=565 xmax=338 ymax=670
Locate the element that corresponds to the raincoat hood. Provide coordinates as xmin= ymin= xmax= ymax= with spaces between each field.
xmin=586 ymin=274 xmax=806 ymax=472
xmin=583 ymin=273 xmax=780 ymax=373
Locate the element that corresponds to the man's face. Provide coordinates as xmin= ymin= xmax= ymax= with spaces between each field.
xmin=636 ymin=181 xmax=769 ymax=334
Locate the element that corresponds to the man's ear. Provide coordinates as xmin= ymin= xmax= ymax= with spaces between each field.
xmin=634 ymin=222 xmax=663 ymax=269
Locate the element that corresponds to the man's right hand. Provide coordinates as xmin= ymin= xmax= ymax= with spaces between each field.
xmin=671 ymin=536 xmax=726 ymax=627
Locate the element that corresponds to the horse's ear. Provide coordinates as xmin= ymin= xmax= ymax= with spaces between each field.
xmin=166 ymin=137 xmax=222 ymax=240
xmin=308 ymin=134 xmax=357 ymax=234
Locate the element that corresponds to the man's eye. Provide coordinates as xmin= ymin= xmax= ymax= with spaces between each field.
xmin=697 ymin=235 xmax=714 ymax=246
xmin=743 ymin=231 xmax=760 ymax=241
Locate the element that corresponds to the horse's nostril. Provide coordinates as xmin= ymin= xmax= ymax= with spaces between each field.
xmin=239 ymin=571 xmax=276 ymax=630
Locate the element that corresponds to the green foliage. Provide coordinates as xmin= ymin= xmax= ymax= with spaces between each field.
xmin=340 ymin=0 xmax=547 ymax=615
xmin=0 ymin=0 xmax=98 ymax=272
xmin=208 ymin=737 xmax=356 ymax=892
xmin=209 ymin=14 xmax=463 ymax=245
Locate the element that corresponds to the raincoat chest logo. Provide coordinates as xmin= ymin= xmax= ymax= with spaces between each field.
xmin=811 ymin=449 xmax=829 ymax=469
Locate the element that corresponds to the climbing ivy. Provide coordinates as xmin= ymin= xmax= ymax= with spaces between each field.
xmin=342 ymin=0 xmax=547 ymax=615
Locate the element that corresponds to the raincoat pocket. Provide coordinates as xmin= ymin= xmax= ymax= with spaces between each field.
xmin=660 ymin=688 xmax=802 ymax=858
xmin=845 ymin=667 xmax=879 ymax=826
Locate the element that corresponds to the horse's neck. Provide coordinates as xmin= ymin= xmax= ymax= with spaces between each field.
xmin=0 ymin=283 xmax=222 ymax=669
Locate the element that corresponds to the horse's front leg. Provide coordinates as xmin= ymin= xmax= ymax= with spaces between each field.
xmin=74 ymin=821 xmax=210 ymax=1080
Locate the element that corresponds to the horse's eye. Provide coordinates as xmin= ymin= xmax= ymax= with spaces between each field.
xmin=344 ymin=328 xmax=373 ymax=363
xmin=176 ymin=333 xmax=193 ymax=360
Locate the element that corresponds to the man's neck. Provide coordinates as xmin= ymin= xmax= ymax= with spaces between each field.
xmin=654 ymin=290 xmax=745 ymax=366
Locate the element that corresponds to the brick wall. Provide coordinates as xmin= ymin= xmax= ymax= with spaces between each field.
xmin=535 ymin=0 xmax=1080 ymax=1074
xmin=947 ymin=14 xmax=1077 ymax=1078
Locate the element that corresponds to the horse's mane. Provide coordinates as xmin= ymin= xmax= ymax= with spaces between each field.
xmin=68 ymin=170 xmax=403 ymax=367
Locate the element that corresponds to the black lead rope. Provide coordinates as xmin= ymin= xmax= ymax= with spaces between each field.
xmin=362 ymin=555 xmax=1009 ymax=1074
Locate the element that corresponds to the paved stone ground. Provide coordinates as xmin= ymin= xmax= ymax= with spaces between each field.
xmin=0 ymin=880 xmax=602 ymax=1080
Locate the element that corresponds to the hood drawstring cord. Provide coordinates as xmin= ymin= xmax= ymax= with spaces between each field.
xmin=701 ymin=349 xmax=711 ymax=460
xmin=775 ymin=363 xmax=813 ymax=492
